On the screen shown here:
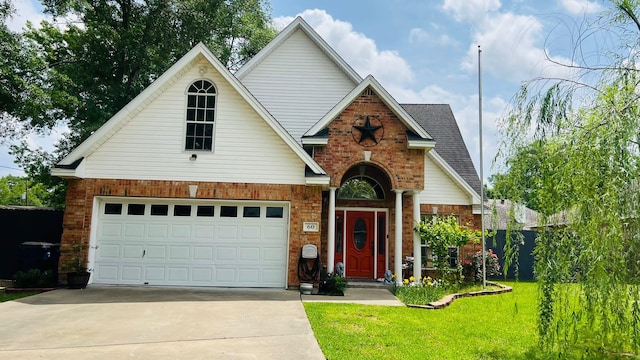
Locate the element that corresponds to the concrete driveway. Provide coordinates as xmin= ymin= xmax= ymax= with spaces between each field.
xmin=0 ymin=286 xmax=326 ymax=360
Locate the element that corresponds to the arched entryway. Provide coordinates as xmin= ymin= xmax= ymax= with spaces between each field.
xmin=334 ymin=164 xmax=392 ymax=279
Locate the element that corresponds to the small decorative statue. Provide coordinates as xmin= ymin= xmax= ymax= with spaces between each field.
xmin=335 ymin=262 xmax=345 ymax=277
xmin=383 ymin=269 xmax=394 ymax=284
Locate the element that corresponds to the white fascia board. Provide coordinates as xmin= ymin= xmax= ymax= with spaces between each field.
xmin=305 ymin=175 xmax=330 ymax=186
xmin=301 ymin=137 xmax=329 ymax=146
xmin=305 ymin=75 xmax=432 ymax=140
xmin=54 ymin=42 xmax=326 ymax=176
xmin=428 ymin=150 xmax=481 ymax=204
xmin=50 ymin=167 xmax=79 ymax=179
xmin=236 ymin=17 xmax=362 ymax=84
xmin=407 ymin=139 xmax=437 ymax=149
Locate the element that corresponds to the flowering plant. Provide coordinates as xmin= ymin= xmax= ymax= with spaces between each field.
xmin=472 ymin=249 xmax=502 ymax=281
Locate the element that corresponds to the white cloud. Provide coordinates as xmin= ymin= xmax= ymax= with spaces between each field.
xmin=442 ymin=0 xmax=501 ymax=23
xmin=463 ymin=12 xmax=576 ymax=82
xmin=409 ymin=27 xmax=458 ymax=47
xmin=442 ymin=2 xmax=578 ymax=84
xmin=558 ymin=0 xmax=604 ymax=15
xmin=6 ymin=0 xmax=48 ymax=32
xmin=274 ymin=9 xmax=415 ymax=89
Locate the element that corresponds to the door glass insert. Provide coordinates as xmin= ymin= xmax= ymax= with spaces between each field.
xmin=377 ymin=216 xmax=385 ymax=255
xmin=336 ymin=214 xmax=343 ymax=254
xmin=353 ymin=218 xmax=367 ymax=250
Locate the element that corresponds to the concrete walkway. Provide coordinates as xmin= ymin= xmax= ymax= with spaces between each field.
xmin=301 ymin=287 xmax=403 ymax=306
xmin=0 ymin=286 xmax=326 ymax=360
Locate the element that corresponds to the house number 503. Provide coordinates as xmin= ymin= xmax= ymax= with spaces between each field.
xmin=303 ymin=222 xmax=319 ymax=232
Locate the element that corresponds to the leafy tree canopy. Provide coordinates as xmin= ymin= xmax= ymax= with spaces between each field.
xmin=498 ymin=0 xmax=640 ymax=356
xmin=1 ymin=0 xmax=277 ymax=204
xmin=0 ymin=175 xmax=52 ymax=207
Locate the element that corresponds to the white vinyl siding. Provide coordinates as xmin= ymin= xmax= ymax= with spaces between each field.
xmin=240 ymin=29 xmax=357 ymax=143
xmin=419 ymin=154 xmax=472 ymax=205
xmin=82 ymin=58 xmax=307 ymax=184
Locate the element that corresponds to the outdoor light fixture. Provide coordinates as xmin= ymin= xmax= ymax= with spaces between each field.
xmin=189 ymin=154 xmax=197 ymax=161
xmin=432 ymin=206 xmax=438 ymax=214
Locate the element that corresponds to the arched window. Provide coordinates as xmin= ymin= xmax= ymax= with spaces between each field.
xmin=338 ymin=176 xmax=385 ymax=200
xmin=185 ymin=80 xmax=216 ymax=151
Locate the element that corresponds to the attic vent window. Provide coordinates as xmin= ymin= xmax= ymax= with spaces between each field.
xmin=185 ymin=80 xmax=217 ymax=151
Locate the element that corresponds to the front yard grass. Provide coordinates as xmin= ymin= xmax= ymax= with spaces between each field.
xmin=0 ymin=291 xmax=38 ymax=302
xmin=304 ymin=281 xmax=554 ymax=359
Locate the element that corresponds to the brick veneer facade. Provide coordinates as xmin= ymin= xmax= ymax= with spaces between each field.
xmin=59 ymin=87 xmax=480 ymax=287
xmin=314 ymin=87 xmax=480 ymax=277
xmin=59 ymin=178 xmax=323 ymax=286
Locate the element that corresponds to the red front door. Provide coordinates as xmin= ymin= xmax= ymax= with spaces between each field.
xmin=345 ymin=211 xmax=375 ymax=278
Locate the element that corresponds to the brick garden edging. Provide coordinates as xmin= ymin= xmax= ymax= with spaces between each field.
xmin=406 ymin=281 xmax=513 ymax=310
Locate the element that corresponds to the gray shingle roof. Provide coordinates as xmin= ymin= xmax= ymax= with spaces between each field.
xmin=401 ymin=104 xmax=481 ymax=195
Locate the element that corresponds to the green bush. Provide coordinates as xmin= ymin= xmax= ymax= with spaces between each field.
xmin=13 ymin=269 xmax=55 ymax=288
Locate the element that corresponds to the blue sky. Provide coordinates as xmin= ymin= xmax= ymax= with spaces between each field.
xmin=1 ymin=0 xmax=607 ymax=182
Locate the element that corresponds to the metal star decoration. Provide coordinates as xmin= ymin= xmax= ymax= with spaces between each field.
xmin=353 ymin=116 xmax=382 ymax=144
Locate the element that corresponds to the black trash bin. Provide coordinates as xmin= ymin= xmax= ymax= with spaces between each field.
xmin=19 ymin=242 xmax=60 ymax=285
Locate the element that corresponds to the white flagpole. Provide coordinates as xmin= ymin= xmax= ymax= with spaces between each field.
xmin=478 ymin=45 xmax=486 ymax=289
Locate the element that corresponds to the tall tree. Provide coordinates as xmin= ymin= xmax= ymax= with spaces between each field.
xmin=499 ymin=0 xmax=640 ymax=356
xmin=4 ymin=0 xmax=276 ymax=205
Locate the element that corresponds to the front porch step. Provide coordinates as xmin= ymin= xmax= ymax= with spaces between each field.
xmin=346 ymin=280 xmax=393 ymax=289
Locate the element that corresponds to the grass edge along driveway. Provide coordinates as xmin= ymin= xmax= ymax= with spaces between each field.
xmin=306 ymin=281 xmax=590 ymax=360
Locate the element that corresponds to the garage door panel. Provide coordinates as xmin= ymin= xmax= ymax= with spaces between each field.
xmin=217 ymin=225 xmax=238 ymax=240
xmin=262 ymin=225 xmax=287 ymax=240
xmin=97 ymin=244 xmax=121 ymax=259
xmin=263 ymin=268 xmax=286 ymax=283
xmin=263 ymin=247 xmax=286 ymax=262
xmin=215 ymin=268 xmax=236 ymax=283
xmin=95 ymin=199 xmax=288 ymax=287
xmin=216 ymin=246 xmax=237 ymax=261
xmin=148 ymin=224 xmax=169 ymax=238
xmin=100 ymin=223 xmax=122 ymax=237
xmin=168 ymin=246 xmax=190 ymax=261
xmin=121 ymin=266 xmax=143 ymax=281
xmin=195 ymin=225 xmax=215 ymax=239
xmin=124 ymin=223 xmax=145 ymax=237
xmin=166 ymin=267 xmax=189 ymax=282
xmin=123 ymin=245 xmax=144 ymax=259
xmin=238 ymin=268 xmax=259 ymax=284
xmin=193 ymin=246 xmax=214 ymax=261
xmin=239 ymin=247 xmax=260 ymax=261
xmin=145 ymin=267 xmax=165 ymax=281
xmin=171 ymin=224 xmax=191 ymax=238
xmin=192 ymin=267 xmax=213 ymax=282
xmin=94 ymin=264 xmax=118 ymax=281
xmin=241 ymin=226 xmax=261 ymax=240
xmin=145 ymin=245 xmax=166 ymax=260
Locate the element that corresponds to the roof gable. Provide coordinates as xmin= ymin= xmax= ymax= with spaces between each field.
xmin=53 ymin=43 xmax=327 ymax=179
xmin=303 ymin=75 xmax=435 ymax=146
xmin=236 ymin=16 xmax=361 ymax=83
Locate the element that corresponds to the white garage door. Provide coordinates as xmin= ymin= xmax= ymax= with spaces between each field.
xmin=92 ymin=198 xmax=289 ymax=288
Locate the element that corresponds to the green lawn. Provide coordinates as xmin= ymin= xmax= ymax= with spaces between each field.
xmin=303 ymin=281 xmax=598 ymax=360
xmin=0 ymin=291 xmax=38 ymax=302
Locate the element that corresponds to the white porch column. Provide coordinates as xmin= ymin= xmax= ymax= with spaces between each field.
xmin=412 ymin=191 xmax=422 ymax=281
xmin=393 ymin=189 xmax=404 ymax=284
xmin=327 ymin=186 xmax=337 ymax=274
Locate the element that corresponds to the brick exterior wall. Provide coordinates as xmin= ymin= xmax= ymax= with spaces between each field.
xmin=313 ymin=88 xmax=424 ymax=190
xmin=313 ymin=87 xmax=480 ymax=279
xmin=59 ymin=178 xmax=322 ymax=287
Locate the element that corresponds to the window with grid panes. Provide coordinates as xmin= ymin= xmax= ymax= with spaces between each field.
xmin=185 ymin=80 xmax=216 ymax=151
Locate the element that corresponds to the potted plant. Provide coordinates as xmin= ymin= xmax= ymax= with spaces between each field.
xmin=64 ymin=242 xmax=91 ymax=289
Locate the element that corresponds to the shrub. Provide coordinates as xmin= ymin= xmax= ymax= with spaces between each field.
xmin=13 ymin=269 xmax=55 ymax=288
